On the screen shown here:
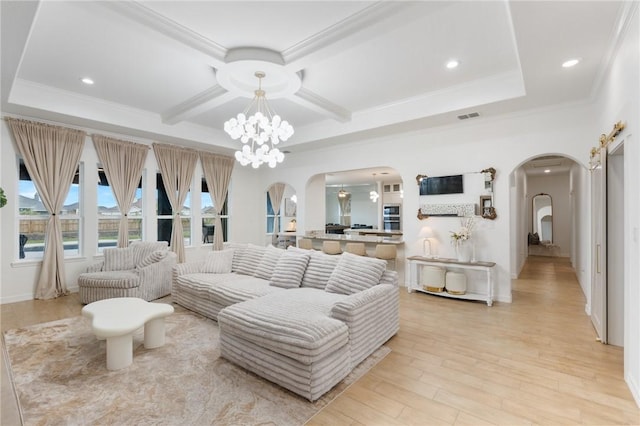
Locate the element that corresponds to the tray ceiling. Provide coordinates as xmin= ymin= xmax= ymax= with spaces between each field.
xmin=1 ymin=1 xmax=628 ymax=154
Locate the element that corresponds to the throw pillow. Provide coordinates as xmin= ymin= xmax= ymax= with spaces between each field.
xmin=224 ymin=242 xmax=247 ymax=272
xmin=201 ymin=249 xmax=234 ymax=274
xmin=136 ymin=250 xmax=168 ymax=269
xmin=103 ymin=247 xmax=135 ymax=271
xmin=270 ymin=250 xmax=311 ymax=288
xmin=300 ymin=250 xmax=340 ymax=290
xmin=253 ymin=245 xmax=285 ymax=280
xmin=325 ymin=252 xmax=387 ymax=295
xmin=234 ymin=243 xmax=266 ymax=276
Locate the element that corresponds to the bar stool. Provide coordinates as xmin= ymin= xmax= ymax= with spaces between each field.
xmin=345 ymin=242 xmax=367 ymax=256
xmin=298 ymin=238 xmax=313 ymax=250
xmin=322 ymin=240 xmax=342 ymax=255
xmin=374 ymin=244 xmax=397 ymax=270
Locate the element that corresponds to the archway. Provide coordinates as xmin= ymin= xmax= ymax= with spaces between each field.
xmin=509 ymin=154 xmax=586 ymax=278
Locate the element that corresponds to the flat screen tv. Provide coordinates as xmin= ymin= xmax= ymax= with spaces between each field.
xmin=419 ymin=174 xmax=463 ymax=195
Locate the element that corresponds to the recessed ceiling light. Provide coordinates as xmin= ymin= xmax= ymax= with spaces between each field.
xmin=562 ymin=59 xmax=580 ymax=68
xmin=81 ymin=77 xmax=94 ymax=85
xmin=544 ymin=169 xmax=551 ymax=173
xmin=446 ymin=60 xmax=459 ymax=69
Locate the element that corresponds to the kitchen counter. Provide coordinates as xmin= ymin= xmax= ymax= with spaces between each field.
xmin=306 ymin=233 xmax=404 ymax=245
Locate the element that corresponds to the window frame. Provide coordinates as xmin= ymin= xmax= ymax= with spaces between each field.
xmin=17 ymin=157 xmax=83 ymax=261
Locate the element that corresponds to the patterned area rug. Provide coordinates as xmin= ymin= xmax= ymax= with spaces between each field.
xmin=3 ymin=308 xmax=390 ymax=426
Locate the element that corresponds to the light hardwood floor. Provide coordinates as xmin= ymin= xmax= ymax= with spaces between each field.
xmin=2 ymin=256 xmax=639 ymax=425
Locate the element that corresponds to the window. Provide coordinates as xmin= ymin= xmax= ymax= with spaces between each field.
xmin=201 ymin=177 xmax=228 ymax=244
xmin=266 ymin=195 xmax=275 ymax=234
xmin=17 ymin=159 xmax=81 ymax=260
xmin=96 ymin=166 xmax=143 ymax=252
xmin=156 ymin=173 xmax=191 ymax=245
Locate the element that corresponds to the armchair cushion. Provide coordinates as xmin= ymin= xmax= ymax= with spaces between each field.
xmin=201 ymin=249 xmax=234 ymax=274
xmin=103 ymin=247 xmax=135 ymax=271
xmin=137 ymin=250 xmax=170 ymax=269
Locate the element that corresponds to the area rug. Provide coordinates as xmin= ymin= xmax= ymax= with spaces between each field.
xmin=3 ymin=309 xmax=390 ymax=426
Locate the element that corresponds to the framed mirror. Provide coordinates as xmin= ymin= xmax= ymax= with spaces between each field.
xmin=532 ymin=193 xmax=553 ymax=243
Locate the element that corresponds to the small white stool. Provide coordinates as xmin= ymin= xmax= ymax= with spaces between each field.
xmin=445 ymin=271 xmax=467 ymax=295
xmin=82 ymin=297 xmax=174 ymax=370
xmin=421 ymin=266 xmax=445 ymax=292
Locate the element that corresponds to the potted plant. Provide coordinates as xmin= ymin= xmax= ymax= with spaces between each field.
xmin=0 ymin=187 xmax=6 ymax=208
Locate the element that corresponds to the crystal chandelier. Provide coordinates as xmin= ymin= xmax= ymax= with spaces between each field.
xmin=224 ymin=71 xmax=294 ymax=168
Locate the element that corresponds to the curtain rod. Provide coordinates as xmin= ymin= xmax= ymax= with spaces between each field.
xmin=2 ymin=115 xmax=153 ymax=148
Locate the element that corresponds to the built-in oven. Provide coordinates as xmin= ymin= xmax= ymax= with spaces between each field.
xmin=383 ymin=204 xmax=401 ymax=231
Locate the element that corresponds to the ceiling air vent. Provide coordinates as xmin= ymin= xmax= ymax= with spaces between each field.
xmin=458 ymin=112 xmax=480 ymax=120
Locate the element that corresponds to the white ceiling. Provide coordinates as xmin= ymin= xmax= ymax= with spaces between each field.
xmin=1 ymin=0 xmax=628 ymax=159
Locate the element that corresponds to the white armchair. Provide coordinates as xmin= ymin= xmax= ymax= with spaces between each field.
xmin=78 ymin=241 xmax=177 ymax=304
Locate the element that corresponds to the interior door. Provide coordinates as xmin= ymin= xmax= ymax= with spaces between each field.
xmin=590 ymin=149 xmax=607 ymax=343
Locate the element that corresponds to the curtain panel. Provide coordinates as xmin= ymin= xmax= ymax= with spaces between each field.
xmin=92 ymin=135 xmax=149 ymax=248
xmin=152 ymin=143 xmax=198 ymax=263
xmin=267 ymin=183 xmax=286 ymax=245
xmin=7 ymin=118 xmax=86 ymax=299
xmin=200 ymin=152 xmax=234 ymax=250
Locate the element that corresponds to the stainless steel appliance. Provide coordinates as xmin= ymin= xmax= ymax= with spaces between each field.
xmin=382 ymin=204 xmax=401 ymax=231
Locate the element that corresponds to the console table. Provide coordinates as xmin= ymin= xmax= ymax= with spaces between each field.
xmin=407 ymin=256 xmax=496 ymax=306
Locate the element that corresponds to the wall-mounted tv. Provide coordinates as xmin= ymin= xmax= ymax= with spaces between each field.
xmin=419 ymin=174 xmax=464 ymax=195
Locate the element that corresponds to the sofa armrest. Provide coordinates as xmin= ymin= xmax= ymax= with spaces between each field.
xmin=331 ymin=283 xmax=399 ymax=367
xmin=172 ymin=261 xmax=205 ymax=280
xmin=86 ymin=261 xmax=104 ymax=273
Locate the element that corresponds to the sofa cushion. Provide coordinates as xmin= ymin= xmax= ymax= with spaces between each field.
xmin=325 ymin=252 xmax=387 ymax=295
xmin=224 ymin=242 xmax=248 ymax=272
xmin=103 ymin=247 xmax=134 ymax=271
xmin=253 ymin=245 xmax=284 ymax=280
xmin=218 ymin=288 xmax=348 ymax=361
xmin=136 ymin=250 xmax=169 ymax=269
xmin=270 ymin=250 xmax=311 ymax=289
xmin=300 ymin=250 xmax=340 ymax=290
xmin=201 ymin=249 xmax=234 ymax=273
xmin=235 ymin=244 xmax=266 ymax=276
xmin=176 ymin=273 xmax=283 ymax=307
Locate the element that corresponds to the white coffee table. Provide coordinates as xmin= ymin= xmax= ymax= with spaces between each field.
xmin=82 ymin=297 xmax=174 ymax=370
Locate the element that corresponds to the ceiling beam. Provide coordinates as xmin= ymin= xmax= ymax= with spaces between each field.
xmin=290 ymin=88 xmax=351 ymax=123
xmin=282 ymin=2 xmax=441 ymax=72
xmin=161 ymin=85 xmax=238 ymax=125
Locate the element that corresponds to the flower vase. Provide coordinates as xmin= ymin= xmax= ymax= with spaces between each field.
xmin=456 ymin=241 xmax=472 ymax=263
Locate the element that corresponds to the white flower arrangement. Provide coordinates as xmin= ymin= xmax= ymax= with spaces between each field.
xmin=450 ymin=216 xmax=475 ymax=245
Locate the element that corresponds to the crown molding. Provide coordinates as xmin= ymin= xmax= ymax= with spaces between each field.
xmin=100 ymin=1 xmax=227 ymax=67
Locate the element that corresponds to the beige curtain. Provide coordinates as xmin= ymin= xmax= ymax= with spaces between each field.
xmin=92 ymin=135 xmax=148 ymax=248
xmin=7 ymin=118 xmax=86 ymax=299
xmin=200 ymin=152 xmax=234 ymax=250
xmin=153 ymin=143 xmax=198 ymax=263
xmin=338 ymin=192 xmax=351 ymax=226
xmin=268 ymin=183 xmax=286 ymax=245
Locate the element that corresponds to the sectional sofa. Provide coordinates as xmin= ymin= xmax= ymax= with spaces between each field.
xmin=172 ymin=243 xmax=399 ymax=401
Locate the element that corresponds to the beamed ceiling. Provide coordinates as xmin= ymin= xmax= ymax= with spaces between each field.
xmin=0 ymin=1 xmax=630 ymax=157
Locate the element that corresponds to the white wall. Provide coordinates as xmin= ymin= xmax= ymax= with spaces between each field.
xmin=527 ymin=173 xmax=572 ymax=257
xmin=259 ymin=102 xmax=596 ymax=303
xmin=591 ymin=3 xmax=639 ymax=406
